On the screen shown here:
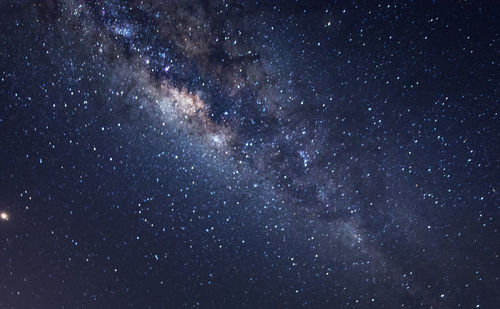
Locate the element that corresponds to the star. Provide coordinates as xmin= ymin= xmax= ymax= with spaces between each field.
xmin=0 ymin=212 xmax=8 ymax=221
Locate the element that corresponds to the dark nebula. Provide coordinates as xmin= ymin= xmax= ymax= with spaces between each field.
xmin=0 ymin=1 xmax=499 ymax=308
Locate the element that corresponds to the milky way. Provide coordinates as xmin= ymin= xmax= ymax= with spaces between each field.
xmin=1 ymin=1 xmax=499 ymax=308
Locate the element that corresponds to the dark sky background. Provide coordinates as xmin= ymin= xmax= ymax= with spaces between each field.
xmin=0 ymin=1 xmax=499 ymax=308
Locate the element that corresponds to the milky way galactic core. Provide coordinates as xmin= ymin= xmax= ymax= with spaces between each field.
xmin=0 ymin=1 xmax=499 ymax=308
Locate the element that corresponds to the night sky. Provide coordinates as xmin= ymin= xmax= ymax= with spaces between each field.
xmin=0 ymin=1 xmax=499 ymax=308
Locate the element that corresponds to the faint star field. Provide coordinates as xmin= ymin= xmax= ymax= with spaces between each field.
xmin=0 ymin=1 xmax=498 ymax=308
